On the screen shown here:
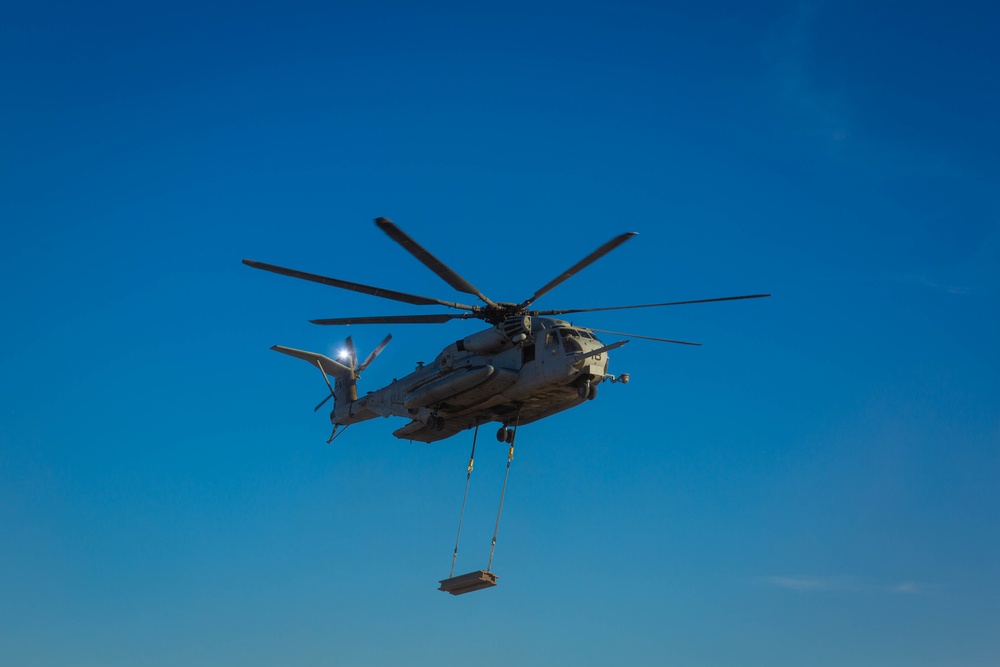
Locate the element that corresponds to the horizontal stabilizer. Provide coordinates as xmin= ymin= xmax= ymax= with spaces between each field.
xmin=270 ymin=345 xmax=353 ymax=377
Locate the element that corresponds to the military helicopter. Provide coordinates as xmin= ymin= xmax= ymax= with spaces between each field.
xmin=243 ymin=217 xmax=769 ymax=444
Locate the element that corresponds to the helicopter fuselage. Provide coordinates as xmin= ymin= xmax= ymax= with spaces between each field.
xmin=246 ymin=216 xmax=767 ymax=444
xmin=335 ymin=317 xmax=627 ymax=442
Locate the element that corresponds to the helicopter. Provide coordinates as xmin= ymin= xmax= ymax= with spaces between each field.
xmin=243 ymin=217 xmax=769 ymax=444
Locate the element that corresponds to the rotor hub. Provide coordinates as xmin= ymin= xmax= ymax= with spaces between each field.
xmin=478 ymin=302 xmax=532 ymax=325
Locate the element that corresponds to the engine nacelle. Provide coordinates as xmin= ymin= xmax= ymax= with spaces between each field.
xmin=459 ymin=316 xmax=532 ymax=354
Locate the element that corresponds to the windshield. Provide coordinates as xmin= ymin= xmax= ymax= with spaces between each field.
xmin=558 ymin=329 xmax=583 ymax=353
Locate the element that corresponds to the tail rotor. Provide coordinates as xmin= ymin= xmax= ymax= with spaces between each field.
xmin=313 ymin=333 xmax=392 ymax=411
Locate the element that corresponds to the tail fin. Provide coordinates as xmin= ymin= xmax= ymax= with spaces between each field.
xmin=271 ymin=335 xmax=390 ymax=420
xmin=270 ymin=345 xmax=358 ymax=407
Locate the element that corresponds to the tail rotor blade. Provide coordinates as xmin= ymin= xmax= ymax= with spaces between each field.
xmin=358 ymin=334 xmax=392 ymax=372
xmin=345 ymin=336 xmax=358 ymax=370
xmin=307 ymin=349 xmax=337 ymax=412
xmin=314 ymin=392 xmax=334 ymax=412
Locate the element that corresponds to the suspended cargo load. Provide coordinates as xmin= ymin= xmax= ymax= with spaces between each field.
xmin=438 ymin=570 xmax=498 ymax=596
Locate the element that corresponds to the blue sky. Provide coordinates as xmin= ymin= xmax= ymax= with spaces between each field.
xmin=2 ymin=1 xmax=997 ymax=665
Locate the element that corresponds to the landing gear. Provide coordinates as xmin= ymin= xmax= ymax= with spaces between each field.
xmin=326 ymin=423 xmax=350 ymax=443
xmin=577 ymin=380 xmax=598 ymax=400
xmin=427 ymin=415 xmax=445 ymax=431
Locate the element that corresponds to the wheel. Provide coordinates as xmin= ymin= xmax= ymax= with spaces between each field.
xmin=587 ymin=384 xmax=598 ymax=400
xmin=496 ymin=426 xmax=508 ymax=442
xmin=505 ymin=428 xmax=515 ymax=444
xmin=577 ymin=381 xmax=590 ymax=399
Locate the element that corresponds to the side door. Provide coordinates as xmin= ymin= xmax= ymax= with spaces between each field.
xmin=537 ymin=327 xmax=566 ymax=384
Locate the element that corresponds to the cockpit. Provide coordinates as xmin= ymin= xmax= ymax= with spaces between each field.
xmin=544 ymin=327 xmax=601 ymax=354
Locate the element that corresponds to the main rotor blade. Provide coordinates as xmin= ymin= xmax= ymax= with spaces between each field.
xmin=310 ymin=313 xmax=474 ymax=326
xmin=535 ymin=293 xmax=771 ymax=316
xmin=357 ymin=333 xmax=392 ymax=372
xmin=375 ymin=217 xmax=496 ymax=306
xmin=519 ymin=232 xmax=637 ymax=308
xmin=586 ymin=327 xmax=701 ymax=346
xmin=242 ymin=259 xmax=477 ymax=311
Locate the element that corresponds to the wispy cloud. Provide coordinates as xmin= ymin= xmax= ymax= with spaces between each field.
xmin=879 ymin=273 xmax=971 ymax=295
xmin=838 ymin=271 xmax=973 ymax=295
xmin=758 ymin=574 xmax=862 ymax=592
xmin=888 ymin=581 xmax=938 ymax=595
xmin=757 ymin=575 xmax=937 ymax=594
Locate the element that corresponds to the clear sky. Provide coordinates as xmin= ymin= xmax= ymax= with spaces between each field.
xmin=2 ymin=1 xmax=998 ymax=665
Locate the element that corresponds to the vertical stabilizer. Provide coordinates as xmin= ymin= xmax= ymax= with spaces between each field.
xmin=270 ymin=345 xmax=358 ymax=407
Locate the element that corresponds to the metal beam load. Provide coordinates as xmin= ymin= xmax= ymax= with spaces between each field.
xmin=438 ymin=570 xmax=498 ymax=596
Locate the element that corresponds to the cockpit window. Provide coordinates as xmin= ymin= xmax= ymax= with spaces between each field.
xmin=560 ymin=331 xmax=583 ymax=353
